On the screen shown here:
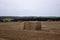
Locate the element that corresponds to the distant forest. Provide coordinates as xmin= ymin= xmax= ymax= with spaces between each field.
xmin=0 ymin=16 xmax=60 ymax=22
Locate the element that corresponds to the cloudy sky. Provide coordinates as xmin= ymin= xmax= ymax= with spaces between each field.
xmin=0 ymin=0 xmax=60 ymax=16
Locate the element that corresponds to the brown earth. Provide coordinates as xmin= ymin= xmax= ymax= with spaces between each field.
xmin=0 ymin=21 xmax=60 ymax=40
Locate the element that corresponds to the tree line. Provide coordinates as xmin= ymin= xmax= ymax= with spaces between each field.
xmin=0 ymin=16 xmax=60 ymax=22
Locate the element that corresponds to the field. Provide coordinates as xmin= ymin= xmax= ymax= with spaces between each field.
xmin=0 ymin=21 xmax=60 ymax=40
xmin=41 ymin=21 xmax=60 ymax=33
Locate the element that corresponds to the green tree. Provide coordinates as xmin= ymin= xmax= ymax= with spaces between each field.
xmin=3 ymin=18 xmax=14 ymax=22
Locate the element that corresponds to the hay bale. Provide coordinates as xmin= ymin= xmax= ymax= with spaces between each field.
xmin=24 ymin=21 xmax=41 ymax=30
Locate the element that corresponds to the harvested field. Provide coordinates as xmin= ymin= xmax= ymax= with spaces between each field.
xmin=41 ymin=21 xmax=60 ymax=33
xmin=0 ymin=21 xmax=60 ymax=40
xmin=0 ymin=30 xmax=60 ymax=40
xmin=0 ymin=22 xmax=24 ymax=30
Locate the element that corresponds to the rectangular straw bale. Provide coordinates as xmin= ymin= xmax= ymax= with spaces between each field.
xmin=24 ymin=21 xmax=41 ymax=30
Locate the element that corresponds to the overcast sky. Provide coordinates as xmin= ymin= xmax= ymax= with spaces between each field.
xmin=0 ymin=0 xmax=60 ymax=16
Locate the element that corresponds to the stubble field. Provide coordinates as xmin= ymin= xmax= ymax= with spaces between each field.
xmin=0 ymin=21 xmax=60 ymax=40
